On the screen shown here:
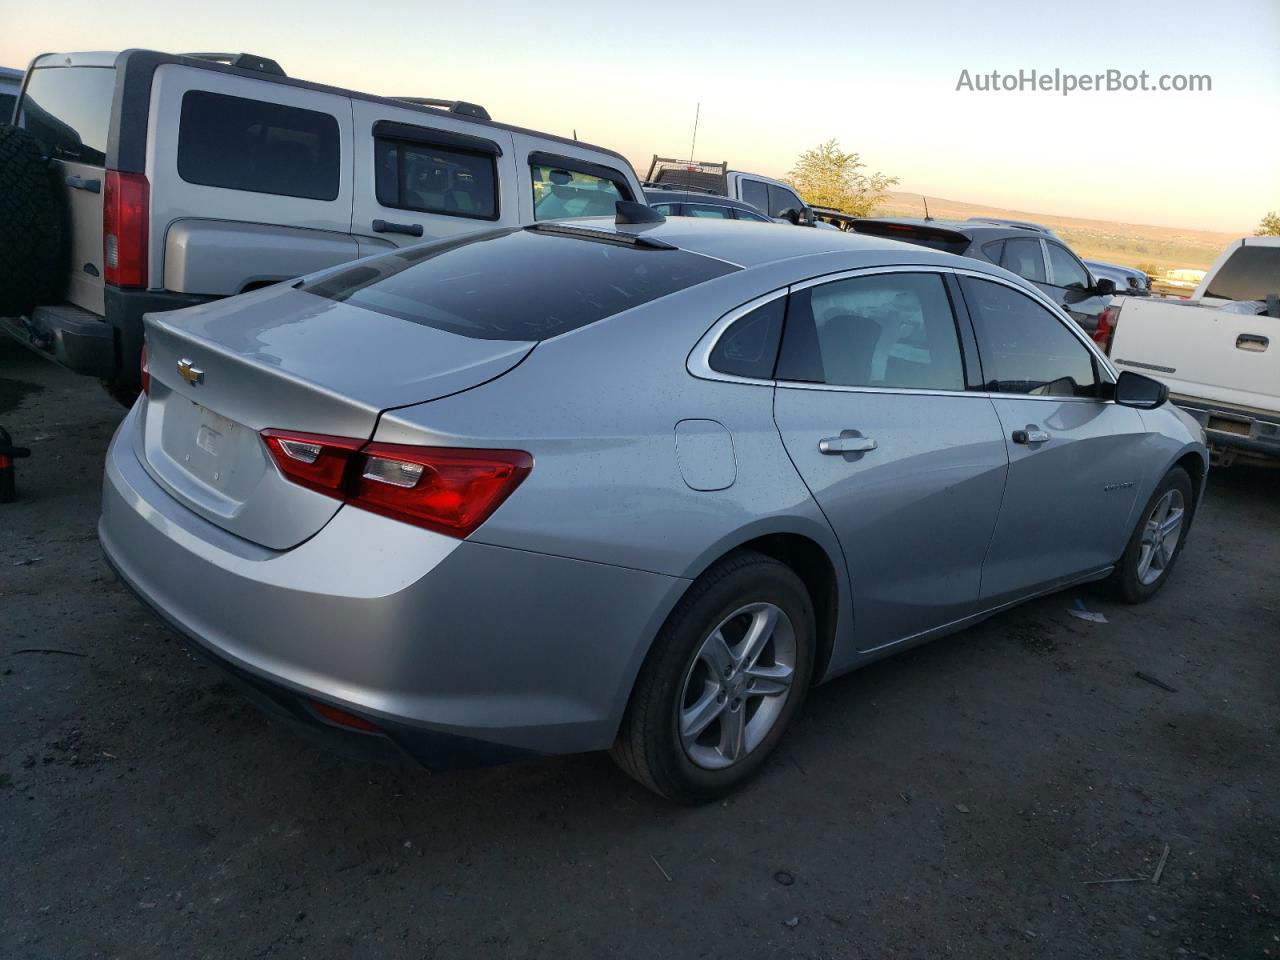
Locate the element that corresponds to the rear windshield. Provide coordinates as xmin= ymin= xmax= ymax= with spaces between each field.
xmin=1203 ymin=245 xmax=1280 ymax=302
xmin=19 ymin=66 xmax=116 ymax=166
xmin=851 ymin=221 xmax=970 ymax=255
xmin=301 ymin=228 xmax=738 ymax=341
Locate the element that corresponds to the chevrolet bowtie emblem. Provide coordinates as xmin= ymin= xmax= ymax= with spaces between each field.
xmin=177 ymin=358 xmax=204 ymax=386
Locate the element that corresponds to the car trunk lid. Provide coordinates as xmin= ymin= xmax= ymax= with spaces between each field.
xmin=136 ymin=285 xmax=534 ymax=549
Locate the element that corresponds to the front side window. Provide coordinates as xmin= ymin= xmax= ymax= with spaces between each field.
xmin=709 ymin=297 xmax=785 ymax=379
xmin=961 ymin=277 xmax=1098 ymax=397
xmin=999 ymin=238 xmax=1047 ymax=282
xmin=776 ymin=272 xmax=966 ymax=391
xmin=650 ymin=202 xmax=678 ymax=216
xmin=178 ymin=91 xmax=340 ymax=200
xmin=740 ymin=178 xmax=769 ymax=215
xmin=768 ymin=184 xmax=804 ymax=218
xmin=1045 ymin=242 xmax=1090 ymax=290
xmin=531 ymin=162 xmax=627 ymax=220
xmin=19 ymin=66 xmax=116 ymax=166
xmin=734 ymin=208 xmax=771 ymax=223
xmin=374 ymin=138 xmax=497 ymax=219
xmin=1203 ymin=245 xmax=1280 ymax=301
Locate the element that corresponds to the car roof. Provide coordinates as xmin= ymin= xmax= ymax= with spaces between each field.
xmin=563 ymin=216 xmax=983 ymax=271
xmin=857 ymin=217 xmax=1047 ymax=240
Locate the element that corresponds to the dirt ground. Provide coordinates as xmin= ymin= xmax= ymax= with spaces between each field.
xmin=1 ymin=343 xmax=1277 ymax=960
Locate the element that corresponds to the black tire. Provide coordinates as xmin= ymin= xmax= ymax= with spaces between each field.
xmin=611 ymin=551 xmax=816 ymax=803
xmin=1107 ymin=467 xmax=1194 ymax=604
xmin=0 ymin=126 xmax=65 ymax=318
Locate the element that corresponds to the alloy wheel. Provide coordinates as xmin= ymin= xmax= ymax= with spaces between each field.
xmin=1137 ymin=488 xmax=1186 ymax=586
xmin=677 ymin=602 xmax=798 ymax=771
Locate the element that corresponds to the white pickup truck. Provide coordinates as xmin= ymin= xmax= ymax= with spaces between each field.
xmin=1098 ymin=237 xmax=1280 ymax=465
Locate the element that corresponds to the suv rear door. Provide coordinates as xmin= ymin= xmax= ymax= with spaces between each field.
xmin=18 ymin=56 xmax=118 ymax=315
xmin=351 ymin=101 xmax=519 ymax=251
xmin=149 ymin=65 xmax=358 ymax=295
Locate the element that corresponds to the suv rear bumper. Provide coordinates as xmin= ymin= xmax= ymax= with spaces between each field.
xmin=1173 ymin=393 xmax=1280 ymax=462
xmin=2 ymin=288 xmax=211 ymax=383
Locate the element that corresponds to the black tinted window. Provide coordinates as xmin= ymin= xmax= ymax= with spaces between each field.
xmin=684 ymin=203 xmax=733 ymax=219
xmin=1046 ymin=242 xmax=1090 ymax=289
xmin=375 ymin=138 xmax=497 ymax=219
xmin=178 ymin=91 xmax=340 ymax=200
xmin=303 ymin=228 xmax=738 ymax=341
xmin=709 ymin=298 xmax=785 ymax=379
xmin=1000 ymin=238 xmax=1047 ymax=282
xmin=962 ymin=277 xmax=1098 ymax=397
xmin=778 ymin=273 xmax=965 ymax=391
xmin=740 ymin=179 xmax=769 ymax=214
xmin=768 ymin=184 xmax=803 ymax=218
xmin=1204 ymin=245 xmax=1280 ymax=301
xmin=19 ymin=66 xmax=115 ymax=166
xmin=0 ymin=93 xmax=17 ymax=123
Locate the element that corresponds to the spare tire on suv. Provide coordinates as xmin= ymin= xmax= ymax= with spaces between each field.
xmin=0 ymin=125 xmax=64 ymax=318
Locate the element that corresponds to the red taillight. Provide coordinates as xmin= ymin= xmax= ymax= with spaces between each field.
xmin=103 ymin=171 xmax=149 ymax=288
xmin=1092 ymin=306 xmax=1118 ymax=353
xmin=260 ymin=430 xmax=532 ymax=538
xmin=261 ymin=430 xmax=366 ymax=497
xmin=139 ymin=342 xmax=151 ymax=396
xmin=355 ymin=443 xmax=533 ymax=538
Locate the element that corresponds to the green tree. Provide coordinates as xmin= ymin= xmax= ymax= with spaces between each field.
xmin=786 ymin=139 xmax=898 ymax=216
xmin=1256 ymin=211 xmax=1280 ymax=236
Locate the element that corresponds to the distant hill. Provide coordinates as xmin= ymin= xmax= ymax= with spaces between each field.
xmin=874 ymin=192 xmax=1236 ymax=273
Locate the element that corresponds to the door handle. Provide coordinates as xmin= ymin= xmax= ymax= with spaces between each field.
xmin=372 ymin=219 xmax=424 ymax=238
xmin=819 ymin=436 xmax=878 ymax=454
xmin=65 ymin=174 xmax=101 ymax=193
xmin=1011 ymin=429 xmax=1049 ymax=444
xmin=1236 ymin=334 xmax=1268 ymax=352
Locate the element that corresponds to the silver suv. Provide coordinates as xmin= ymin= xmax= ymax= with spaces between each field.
xmin=0 ymin=50 xmax=645 ymax=401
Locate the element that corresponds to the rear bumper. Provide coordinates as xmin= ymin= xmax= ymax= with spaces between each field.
xmin=1173 ymin=394 xmax=1280 ymax=461
xmin=1 ymin=288 xmax=211 ymax=383
xmin=99 ymin=404 xmax=686 ymax=765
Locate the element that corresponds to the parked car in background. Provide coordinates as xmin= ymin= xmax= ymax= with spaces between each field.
xmin=645 ymin=156 xmax=817 ymax=225
xmin=1098 ymin=236 xmax=1279 ymax=466
xmin=1086 ymin=259 xmax=1151 ymax=296
xmin=849 ymin=218 xmax=1116 ymax=334
xmin=1152 ymin=268 xmax=1207 ymax=297
xmin=100 ymin=213 xmax=1206 ymax=803
xmin=643 ymin=188 xmax=774 ymax=222
xmin=0 ymin=66 xmax=21 ymax=121
xmin=0 ymin=49 xmax=645 ymax=403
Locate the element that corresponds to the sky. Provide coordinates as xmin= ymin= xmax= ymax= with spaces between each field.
xmin=3 ymin=0 xmax=1277 ymax=232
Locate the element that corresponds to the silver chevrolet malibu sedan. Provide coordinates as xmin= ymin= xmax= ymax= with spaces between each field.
xmin=100 ymin=214 xmax=1208 ymax=801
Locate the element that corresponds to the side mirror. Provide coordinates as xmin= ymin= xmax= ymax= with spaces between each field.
xmin=1113 ymin=370 xmax=1169 ymax=409
xmin=777 ymin=207 xmax=801 ymax=226
xmin=1094 ymin=278 xmax=1116 ymax=296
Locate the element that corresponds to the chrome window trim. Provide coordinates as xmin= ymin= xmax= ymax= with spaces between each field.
xmin=687 ymin=264 xmax=1119 ymax=398
xmin=686 ymin=288 xmax=789 ymax=387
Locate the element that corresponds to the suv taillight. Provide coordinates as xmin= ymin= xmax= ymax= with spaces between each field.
xmin=261 ymin=430 xmax=532 ymax=539
xmin=103 ymin=171 xmax=149 ymax=288
xmin=1092 ymin=306 xmax=1118 ymax=354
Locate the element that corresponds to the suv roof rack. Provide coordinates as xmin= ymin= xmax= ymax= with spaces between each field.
xmin=645 ymin=156 xmax=729 ymax=195
xmin=181 ymin=52 xmax=286 ymax=76
xmin=392 ymin=97 xmax=491 ymax=121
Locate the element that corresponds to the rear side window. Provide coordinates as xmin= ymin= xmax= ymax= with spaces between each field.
xmin=177 ymin=91 xmax=340 ymax=201
xmin=684 ymin=203 xmax=734 ymax=219
xmin=531 ymin=157 xmax=631 ymax=220
xmin=709 ymin=297 xmax=785 ymax=379
xmin=777 ymin=272 xmax=965 ymax=391
xmin=374 ymin=137 xmax=497 ymax=220
xmin=19 ymin=66 xmax=116 ymax=166
xmin=302 ymin=227 xmax=738 ymax=341
xmin=999 ymin=238 xmax=1047 ymax=283
xmin=740 ymin=179 xmax=769 ymax=215
xmin=1204 ymin=245 xmax=1280 ymax=301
